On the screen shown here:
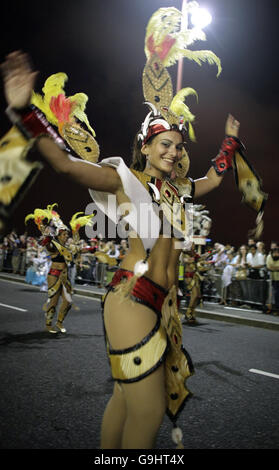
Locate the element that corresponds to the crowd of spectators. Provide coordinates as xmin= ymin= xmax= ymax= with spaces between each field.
xmin=0 ymin=231 xmax=129 ymax=288
xmin=193 ymin=238 xmax=279 ymax=314
xmin=0 ymin=231 xmax=278 ymax=314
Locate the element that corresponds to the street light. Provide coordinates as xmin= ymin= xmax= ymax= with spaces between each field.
xmin=191 ymin=7 xmax=212 ymax=29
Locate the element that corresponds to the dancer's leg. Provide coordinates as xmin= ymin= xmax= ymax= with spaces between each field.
xmin=56 ymin=286 xmax=72 ymax=333
xmin=102 ymin=291 xmax=166 ymax=449
xmin=186 ymin=284 xmax=201 ymax=321
xmin=45 ymin=274 xmax=61 ymax=332
xmin=101 ymin=382 xmax=127 ymax=449
xmin=121 ymin=363 xmax=166 ymax=449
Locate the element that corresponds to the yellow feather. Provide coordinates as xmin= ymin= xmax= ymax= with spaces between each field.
xmin=46 ymin=203 xmax=58 ymax=212
xmin=170 ymin=87 xmax=197 ymax=120
xmin=24 ymin=213 xmax=35 ymax=224
xmin=70 ymin=94 xmax=96 ymax=136
xmin=145 ymin=6 xmax=222 ymax=76
xmin=181 ymin=49 xmax=222 ymax=77
xmin=145 ymin=7 xmax=182 ymax=56
xmin=69 ymin=212 xmax=94 ymax=233
xmin=188 ymin=122 xmax=196 ymax=142
xmin=31 ymin=74 xmax=96 ymax=136
xmin=31 ymin=74 xmax=68 ymax=126
xmin=170 ymin=88 xmax=198 ymax=142
xmin=42 ymin=73 xmax=68 ymax=99
xmin=25 ymin=208 xmax=52 ymax=227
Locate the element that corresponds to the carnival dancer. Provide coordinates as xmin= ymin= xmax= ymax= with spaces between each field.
xmin=182 ymin=244 xmax=209 ymax=324
xmin=25 ymin=204 xmax=93 ymax=333
xmin=1 ymin=5 xmax=267 ymax=450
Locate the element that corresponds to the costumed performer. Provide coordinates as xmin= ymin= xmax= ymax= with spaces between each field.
xmin=1 ymin=4 xmax=267 ymax=449
xmin=182 ymin=243 xmax=210 ymax=324
xmin=25 ymin=204 xmax=93 ymax=333
xmin=25 ymin=245 xmax=51 ymax=291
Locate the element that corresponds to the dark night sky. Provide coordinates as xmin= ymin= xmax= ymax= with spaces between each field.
xmin=0 ymin=0 xmax=278 ymax=247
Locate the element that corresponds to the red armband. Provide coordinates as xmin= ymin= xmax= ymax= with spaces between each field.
xmin=212 ymin=136 xmax=244 ymax=175
xmin=5 ymin=105 xmax=65 ymax=149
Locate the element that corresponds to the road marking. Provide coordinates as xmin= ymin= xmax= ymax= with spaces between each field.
xmin=249 ymin=368 xmax=279 ymax=380
xmin=0 ymin=302 xmax=28 ymax=312
xmin=75 ymin=294 xmax=100 ymax=301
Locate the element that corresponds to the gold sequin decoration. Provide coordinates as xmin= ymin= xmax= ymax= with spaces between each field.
xmin=62 ymin=122 xmax=100 ymax=163
xmin=109 ymin=323 xmax=168 ymax=382
xmin=142 ymin=54 xmax=173 ymax=109
xmin=161 ymin=286 xmax=194 ymax=419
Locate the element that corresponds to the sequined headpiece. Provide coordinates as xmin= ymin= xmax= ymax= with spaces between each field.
xmin=139 ymin=4 xmax=222 ymax=145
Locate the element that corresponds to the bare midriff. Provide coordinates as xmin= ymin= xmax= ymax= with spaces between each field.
xmin=115 ymin=181 xmax=182 ymax=290
xmin=119 ymin=235 xmax=182 ymax=290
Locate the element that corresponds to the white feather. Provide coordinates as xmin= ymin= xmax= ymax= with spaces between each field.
xmin=133 ymin=260 xmax=149 ymax=276
xmin=148 ymin=182 xmax=161 ymax=201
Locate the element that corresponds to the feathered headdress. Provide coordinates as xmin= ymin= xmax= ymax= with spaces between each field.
xmin=25 ymin=203 xmax=68 ymax=235
xmin=25 ymin=208 xmax=53 ymax=231
xmin=69 ymin=211 xmax=95 ymax=240
xmin=140 ymin=3 xmax=222 ymax=144
xmin=31 ymin=74 xmax=100 ymax=163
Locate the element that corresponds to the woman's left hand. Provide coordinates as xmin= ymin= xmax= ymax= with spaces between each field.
xmin=225 ymin=113 xmax=240 ymax=137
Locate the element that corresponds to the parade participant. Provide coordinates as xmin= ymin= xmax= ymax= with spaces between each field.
xmin=220 ymin=250 xmax=236 ymax=306
xmin=0 ymin=5 xmax=267 ymax=450
xmin=25 ymin=205 xmax=72 ymax=333
xmin=25 ymin=204 xmax=93 ymax=333
xmin=182 ymin=244 xmax=209 ymax=323
xmin=25 ymin=245 xmax=50 ymax=291
xmin=182 ymin=243 xmax=211 ymax=323
xmin=266 ymin=247 xmax=279 ymax=315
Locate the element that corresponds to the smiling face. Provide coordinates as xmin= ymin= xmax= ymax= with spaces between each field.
xmin=141 ymin=130 xmax=184 ymax=178
xmin=58 ymin=230 xmax=68 ymax=244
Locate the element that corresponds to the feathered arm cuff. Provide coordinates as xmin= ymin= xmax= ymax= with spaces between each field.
xmin=5 ymin=104 xmax=65 ymax=148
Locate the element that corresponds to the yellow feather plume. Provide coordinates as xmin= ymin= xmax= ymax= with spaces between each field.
xmin=25 ymin=208 xmax=53 ymax=228
xmin=69 ymin=93 xmax=96 ymax=136
xmin=46 ymin=203 xmax=59 ymax=214
xmin=170 ymin=88 xmax=198 ymax=141
xmin=181 ymin=49 xmax=222 ymax=77
xmin=145 ymin=5 xmax=222 ymax=77
xmin=31 ymin=73 xmax=68 ymax=126
xmin=31 ymin=73 xmax=96 ymax=135
xmin=69 ymin=212 xmax=95 ymax=233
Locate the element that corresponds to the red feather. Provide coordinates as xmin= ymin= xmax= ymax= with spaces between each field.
xmin=147 ymin=34 xmax=176 ymax=61
xmin=50 ymin=94 xmax=74 ymax=123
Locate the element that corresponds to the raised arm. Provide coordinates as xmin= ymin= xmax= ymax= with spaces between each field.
xmin=194 ymin=114 xmax=240 ymax=198
xmin=36 ymin=138 xmax=121 ymax=193
xmin=1 ymin=51 xmax=121 ymax=194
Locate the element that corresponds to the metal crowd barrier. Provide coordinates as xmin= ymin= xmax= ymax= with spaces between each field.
xmin=202 ymin=273 xmax=270 ymax=309
xmin=0 ymin=250 xmax=272 ymax=310
xmin=75 ymin=260 xmax=118 ymax=287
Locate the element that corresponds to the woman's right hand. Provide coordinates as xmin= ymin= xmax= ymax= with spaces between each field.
xmin=1 ymin=51 xmax=38 ymax=109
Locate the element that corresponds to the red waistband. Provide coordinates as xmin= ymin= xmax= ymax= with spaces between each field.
xmin=48 ymin=268 xmax=62 ymax=277
xmin=185 ymin=272 xmax=195 ymax=278
xmin=109 ymin=269 xmax=168 ymax=314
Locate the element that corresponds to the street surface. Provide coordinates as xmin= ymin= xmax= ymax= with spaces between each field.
xmin=0 ymin=278 xmax=278 ymax=450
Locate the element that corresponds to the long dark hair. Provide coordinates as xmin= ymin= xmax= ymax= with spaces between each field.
xmin=130 ymin=132 xmax=156 ymax=171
